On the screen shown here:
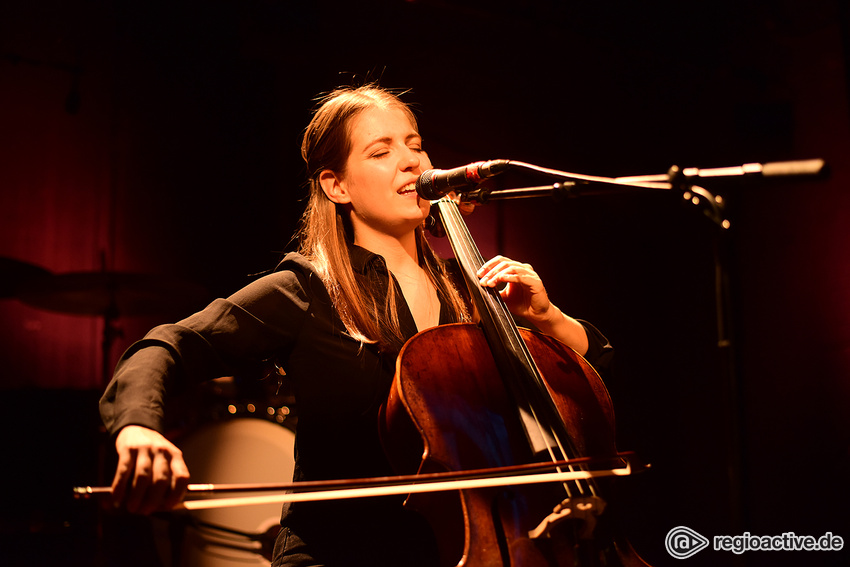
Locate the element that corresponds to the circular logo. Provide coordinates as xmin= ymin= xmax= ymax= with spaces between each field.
xmin=665 ymin=526 xmax=710 ymax=559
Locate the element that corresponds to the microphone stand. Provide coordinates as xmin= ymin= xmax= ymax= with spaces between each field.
xmin=459 ymin=157 xmax=827 ymax=539
xmin=461 ymin=158 xmax=826 ymax=229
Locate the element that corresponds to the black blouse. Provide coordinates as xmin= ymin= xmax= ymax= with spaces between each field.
xmin=100 ymin=245 xmax=614 ymax=566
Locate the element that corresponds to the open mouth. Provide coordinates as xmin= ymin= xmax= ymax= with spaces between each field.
xmin=397 ymin=183 xmax=417 ymax=196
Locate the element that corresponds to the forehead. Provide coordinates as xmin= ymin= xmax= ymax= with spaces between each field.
xmin=349 ymin=105 xmax=418 ymax=146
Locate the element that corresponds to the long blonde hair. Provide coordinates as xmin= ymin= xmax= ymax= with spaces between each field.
xmin=297 ymin=85 xmax=469 ymax=351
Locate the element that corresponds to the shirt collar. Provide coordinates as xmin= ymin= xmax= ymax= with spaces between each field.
xmin=349 ymin=242 xmax=453 ymax=331
xmin=349 ymin=243 xmax=388 ymax=275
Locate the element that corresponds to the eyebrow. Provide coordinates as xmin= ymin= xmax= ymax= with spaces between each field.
xmin=362 ymin=133 xmax=422 ymax=152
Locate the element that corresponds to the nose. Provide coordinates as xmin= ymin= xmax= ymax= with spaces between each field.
xmin=400 ymin=147 xmax=422 ymax=172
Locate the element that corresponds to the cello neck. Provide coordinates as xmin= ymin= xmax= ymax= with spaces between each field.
xmin=435 ymin=198 xmax=528 ymax=366
xmin=435 ymin=198 xmax=585 ymax=466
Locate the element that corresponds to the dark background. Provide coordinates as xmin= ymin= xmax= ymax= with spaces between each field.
xmin=1 ymin=1 xmax=848 ymax=566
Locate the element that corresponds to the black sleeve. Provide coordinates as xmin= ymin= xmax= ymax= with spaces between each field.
xmin=99 ymin=256 xmax=315 ymax=436
xmin=577 ymin=319 xmax=615 ymax=380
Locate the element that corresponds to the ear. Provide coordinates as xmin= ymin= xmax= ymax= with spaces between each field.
xmin=318 ymin=170 xmax=351 ymax=204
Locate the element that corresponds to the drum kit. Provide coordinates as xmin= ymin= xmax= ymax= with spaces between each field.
xmin=3 ymin=256 xmax=296 ymax=566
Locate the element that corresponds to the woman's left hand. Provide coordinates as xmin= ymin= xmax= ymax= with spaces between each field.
xmin=477 ymin=256 xmax=552 ymax=323
xmin=476 ymin=255 xmax=589 ymax=355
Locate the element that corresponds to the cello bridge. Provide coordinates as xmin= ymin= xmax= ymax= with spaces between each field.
xmin=528 ymin=496 xmax=607 ymax=540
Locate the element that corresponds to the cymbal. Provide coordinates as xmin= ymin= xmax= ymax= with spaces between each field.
xmin=0 ymin=257 xmax=51 ymax=298
xmin=17 ymin=271 xmax=209 ymax=317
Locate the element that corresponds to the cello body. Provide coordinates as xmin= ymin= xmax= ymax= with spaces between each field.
xmin=379 ymin=197 xmax=650 ymax=566
xmin=379 ymin=323 xmax=648 ymax=567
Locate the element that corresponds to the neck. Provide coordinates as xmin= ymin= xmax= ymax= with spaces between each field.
xmin=355 ymin=226 xmax=440 ymax=331
xmin=354 ymin=229 xmax=420 ymax=275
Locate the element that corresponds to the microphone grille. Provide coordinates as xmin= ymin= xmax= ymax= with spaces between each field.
xmin=415 ymin=169 xmax=441 ymax=200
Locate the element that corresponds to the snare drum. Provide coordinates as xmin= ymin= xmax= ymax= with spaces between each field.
xmin=154 ymin=418 xmax=296 ymax=566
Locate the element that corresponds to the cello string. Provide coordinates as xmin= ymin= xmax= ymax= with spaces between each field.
xmin=438 ymin=198 xmax=592 ymax=498
xmin=438 ymin=199 xmax=563 ymax=448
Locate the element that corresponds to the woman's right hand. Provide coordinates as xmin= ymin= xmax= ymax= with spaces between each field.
xmin=112 ymin=425 xmax=191 ymax=514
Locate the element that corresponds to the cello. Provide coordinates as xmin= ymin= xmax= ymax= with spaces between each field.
xmin=379 ymin=195 xmax=651 ymax=566
xmin=73 ymin=197 xmax=651 ymax=566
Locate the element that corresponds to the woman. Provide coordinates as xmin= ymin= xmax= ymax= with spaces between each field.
xmin=100 ymin=85 xmax=613 ymax=566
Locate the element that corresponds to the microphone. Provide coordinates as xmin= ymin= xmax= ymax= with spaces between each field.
xmin=415 ymin=160 xmax=511 ymax=200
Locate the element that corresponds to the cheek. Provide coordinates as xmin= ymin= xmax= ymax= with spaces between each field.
xmin=353 ymin=162 xmax=392 ymax=191
xmin=343 ymin=170 xmax=379 ymax=205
